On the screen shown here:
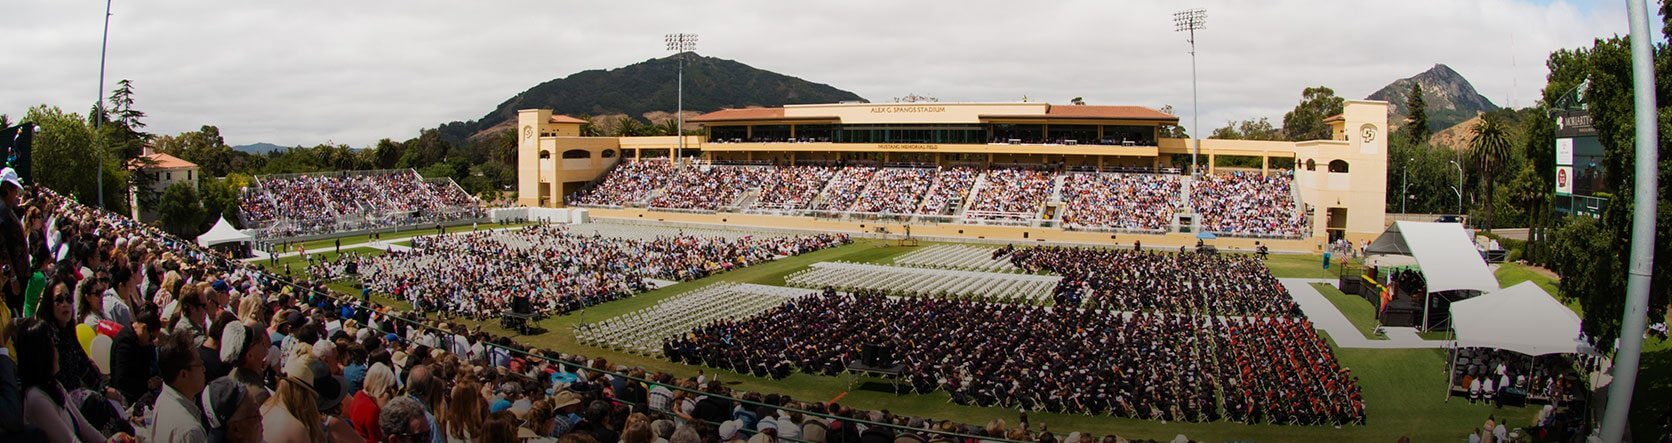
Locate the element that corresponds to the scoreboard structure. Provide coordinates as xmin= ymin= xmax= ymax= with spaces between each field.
xmin=1552 ymin=109 xmax=1606 ymax=217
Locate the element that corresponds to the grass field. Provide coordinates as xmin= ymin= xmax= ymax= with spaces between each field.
xmin=259 ymin=242 xmax=1547 ymax=441
xmin=256 ymin=230 xmax=1672 ymax=441
xmin=1313 ymin=283 xmax=1385 ymax=340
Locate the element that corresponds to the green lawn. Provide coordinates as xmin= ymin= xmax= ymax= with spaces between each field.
xmin=1264 ymin=253 xmax=1361 ymax=279
xmin=1313 ymin=283 xmax=1384 ymax=340
xmin=289 ymin=238 xmax=1556 ymax=441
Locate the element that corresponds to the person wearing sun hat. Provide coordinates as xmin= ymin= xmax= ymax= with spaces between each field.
xmin=262 ymin=356 xmax=325 ymax=443
xmin=1 ymin=167 xmax=28 ymax=316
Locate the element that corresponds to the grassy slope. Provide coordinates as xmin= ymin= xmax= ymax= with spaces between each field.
xmin=255 ymin=243 xmax=1567 ymax=441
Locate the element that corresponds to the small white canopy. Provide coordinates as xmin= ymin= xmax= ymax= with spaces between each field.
xmin=1450 ymin=281 xmax=1583 ymax=356
xmin=1364 ymin=221 xmax=1499 ymax=293
xmin=196 ymin=216 xmax=253 ymax=248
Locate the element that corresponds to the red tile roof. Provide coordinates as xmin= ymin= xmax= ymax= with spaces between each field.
xmin=1040 ymin=105 xmax=1177 ymax=121
xmin=549 ymin=115 xmax=588 ymax=124
xmin=137 ymin=152 xmax=196 ymax=170
xmin=688 ymin=108 xmax=787 ymax=122
xmin=1323 ymin=114 xmax=1344 ymax=123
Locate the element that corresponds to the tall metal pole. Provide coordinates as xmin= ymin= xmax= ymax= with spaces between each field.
xmin=677 ymin=53 xmax=683 ymax=164
xmin=1449 ymin=160 xmax=1463 ymax=217
xmin=95 ymin=0 xmax=113 ymax=209
xmin=1175 ymin=9 xmax=1205 ymax=176
xmin=1598 ymin=0 xmax=1660 ymax=440
xmin=666 ymin=33 xmax=696 ymax=168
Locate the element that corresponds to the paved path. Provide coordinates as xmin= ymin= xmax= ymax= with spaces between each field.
xmin=1281 ymin=278 xmax=1450 ymax=349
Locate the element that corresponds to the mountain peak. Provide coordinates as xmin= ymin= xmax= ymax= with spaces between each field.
xmin=435 ymin=54 xmax=865 ymax=145
xmin=1366 ymin=63 xmax=1498 ymax=133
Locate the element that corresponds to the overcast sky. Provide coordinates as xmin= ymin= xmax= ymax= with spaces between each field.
xmin=1 ymin=0 xmax=1659 ymax=147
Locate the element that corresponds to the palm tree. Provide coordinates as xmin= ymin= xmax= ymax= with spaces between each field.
xmin=612 ymin=116 xmax=647 ymax=137
xmin=1468 ymin=115 xmax=1512 ymax=232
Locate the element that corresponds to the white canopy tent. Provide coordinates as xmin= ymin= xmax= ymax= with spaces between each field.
xmin=1450 ymin=281 xmax=1583 ymax=356
xmin=196 ymin=216 xmax=253 ymax=248
xmin=1364 ymin=221 xmax=1500 ymax=293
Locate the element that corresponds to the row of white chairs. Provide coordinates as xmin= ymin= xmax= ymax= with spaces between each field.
xmin=783 ymin=261 xmax=1058 ymax=304
xmin=574 ymin=282 xmax=807 ymax=356
xmin=892 ymin=245 xmax=1022 ymax=273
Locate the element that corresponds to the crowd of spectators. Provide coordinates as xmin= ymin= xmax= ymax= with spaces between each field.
xmin=1059 ymin=173 xmax=1182 ymax=232
xmin=1 ymin=174 xmax=1208 ymax=443
xmin=571 ymin=161 xmax=676 ymax=207
xmin=239 ymin=170 xmax=483 ymax=238
xmin=915 ymin=167 xmax=978 ymax=216
xmin=1189 ymin=171 xmax=1305 ymax=238
xmin=649 ymin=167 xmax=775 ymax=211
xmin=750 ymin=166 xmax=837 ymax=211
xmin=965 ymin=169 xmax=1055 ymax=220
xmin=847 ymin=168 xmax=935 ymax=214
xmin=1451 ymin=348 xmax=1581 ymax=405
xmin=1005 ymin=246 xmax=1301 ymax=316
xmin=665 ymin=287 xmax=1363 ymax=426
xmin=570 ymin=162 xmax=1310 ymax=238
xmin=350 ymin=226 xmax=848 ymax=318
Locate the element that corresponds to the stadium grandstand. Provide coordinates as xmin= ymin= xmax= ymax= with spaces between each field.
xmin=516 ymin=100 xmax=1389 ymax=248
xmin=237 ymin=168 xmax=484 ymax=238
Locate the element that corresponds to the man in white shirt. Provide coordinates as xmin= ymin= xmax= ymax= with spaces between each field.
xmin=147 ymin=330 xmax=209 ymax=443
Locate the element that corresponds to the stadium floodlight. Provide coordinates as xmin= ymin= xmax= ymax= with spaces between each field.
xmin=1173 ymin=8 xmax=1205 ymax=175
xmin=665 ymin=33 xmax=698 ymax=166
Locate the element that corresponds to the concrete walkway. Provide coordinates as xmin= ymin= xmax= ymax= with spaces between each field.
xmin=1281 ymin=277 xmax=1450 ymax=349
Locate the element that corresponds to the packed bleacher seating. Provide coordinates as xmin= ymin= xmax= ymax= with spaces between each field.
xmin=664 ymin=287 xmax=1365 ymax=426
xmin=812 ymin=167 xmax=876 ymax=211
xmin=1006 ymin=245 xmax=1302 ymax=316
xmin=1191 ymin=170 xmax=1306 ymax=238
xmin=847 ymin=168 xmax=935 ymax=214
xmin=915 ymin=167 xmax=979 ymax=216
xmin=570 ymin=160 xmax=674 ymax=207
xmin=238 ymin=169 xmax=483 ymax=238
xmin=648 ymin=166 xmax=773 ymax=211
xmin=571 ymin=161 xmax=1312 ymax=238
xmin=1059 ymin=172 xmax=1182 ymax=232
xmin=352 ymin=225 xmax=849 ymax=318
xmin=963 ymin=168 xmax=1055 ymax=221
xmin=7 ymin=178 xmax=1191 ymax=443
xmin=749 ymin=165 xmax=837 ymax=211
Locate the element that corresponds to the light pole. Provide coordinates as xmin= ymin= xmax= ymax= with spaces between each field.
xmin=1174 ymin=8 xmax=1206 ymax=175
xmin=1448 ymin=160 xmax=1464 ymax=217
xmin=95 ymin=0 xmax=113 ymax=209
xmin=665 ymin=33 xmax=697 ymax=166
xmin=1600 ymin=0 xmax=1661 ymax=439
xmin=1400 ymin=157 xmax=1410 ymax=214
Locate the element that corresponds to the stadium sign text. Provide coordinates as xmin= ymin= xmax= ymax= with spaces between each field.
xmin=870 ymin=106 xmax=946 ymax=114
xmin=878 ymin=144 xmax=939 ymax=151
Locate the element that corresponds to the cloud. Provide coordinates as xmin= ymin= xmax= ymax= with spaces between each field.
xmin=0 ymin=0 xmax=1649 ymax=147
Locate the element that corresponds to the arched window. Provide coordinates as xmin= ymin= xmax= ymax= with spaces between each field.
xmin=538 ymin=150 xmax=552 ymax=159
xmin=1328 ymin=159 xmax=1350 ymax=173
xmin=562 ymin=149 xmax=591 ymax=159
xmin=1305 ymin=159 xmax=1316 ymax=171
xmin=601 ymin=150 xmax=617 ymax=158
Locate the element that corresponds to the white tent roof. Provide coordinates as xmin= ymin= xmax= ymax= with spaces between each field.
xmin=1449 ymin=281 xmax=1583 ymax=356
xmin=196 ymin=216 xmax=253 ymax=248
xmin=1364 ymin=221 xmax=1499 ymax=293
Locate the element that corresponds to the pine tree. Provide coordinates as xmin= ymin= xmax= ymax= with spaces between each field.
xmin=1404 ymin=83 xmax=1430 ymax=143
